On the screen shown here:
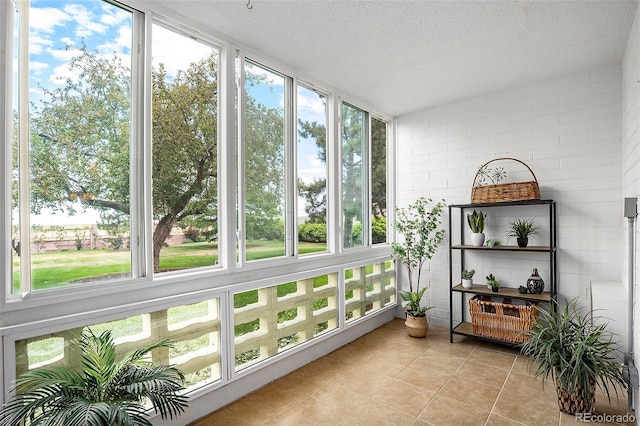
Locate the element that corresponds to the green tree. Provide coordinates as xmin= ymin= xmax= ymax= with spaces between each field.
xmin=25 ymin=47 xmax=297 ymax=276
xmin=245 ymin=95 xmax=285 ymax=241
xmin=371 ymin=117 xmax=387 ymax=220
xmin=297 ymin=120 xmax=327 ymax=224
xmin=298 ymin=111 xmax=387 ymax=245
xmin=342 ymin=104 xmax=364 ymax=248
xmin=151 ymin=58 xmax=219 ymax=272
xmin=30 ymin=50 xmax=131 ymax=217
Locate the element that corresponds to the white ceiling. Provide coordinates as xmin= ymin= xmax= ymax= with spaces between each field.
xmin=143 ymin=0 xmax=638 ymax=117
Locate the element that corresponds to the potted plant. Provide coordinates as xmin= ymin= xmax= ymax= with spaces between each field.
xmin=520 ymin=299 xmax=628 ymax=416
xmin=486 ymin=273 xmax=499 ymax=291
xmin=392 ymin=197 xmax=446 ymax=338
xmin=506 ymin=217 xmax=539 ymax=247
xmin=461 ymin=268 xmax=475 ymax=289
xmin=0 ymin=329 xmax=188 ymax=425
xmin=467 ymin=210 xmax=486 ymax=246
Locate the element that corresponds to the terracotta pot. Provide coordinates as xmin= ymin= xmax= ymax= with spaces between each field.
xmin=405 ymin=314 xmax=428 ymax=338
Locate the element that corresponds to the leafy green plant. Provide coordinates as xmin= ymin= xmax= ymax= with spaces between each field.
xmin=520 ymin=299 xmax=627 ymax=414
xmin=399 ymin=287 xmax=430 ymax=317
xmin=466 ymin=210 xmax=486 ymax=233
xmin=506 ymin=218 xmax=539 ymax=240
xmin=462 ymin=269 xmax=475 ymax=280
xmin=392 ymin=197 xmax=446 ymax=317
xmin=485 ymin=273 xmax=499 ymax=288
xmin=486 ymin=239 xmax=501 ymax=247
xmin=0 ymin=329 xmax=188 ymax=426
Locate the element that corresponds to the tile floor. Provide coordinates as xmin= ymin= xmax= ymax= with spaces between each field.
xmin=190 ymin=319 xmax=634 ymax=425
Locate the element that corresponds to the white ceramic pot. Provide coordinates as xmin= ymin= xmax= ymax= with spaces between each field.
xmin=470 ymin=232 xmax=485 ymax=247
xmin=462 ymin=279 xmax=473 ymax=289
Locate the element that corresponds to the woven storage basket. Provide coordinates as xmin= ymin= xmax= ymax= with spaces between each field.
xmin=471 ymin=157 xmax=540 ymax=204
xmin=469 ymin=295 xmax=539 ymax=343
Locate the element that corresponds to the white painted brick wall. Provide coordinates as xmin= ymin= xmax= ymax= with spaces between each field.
xmin=621 ymin=4 xmax=640 ymax=414
xmin=397 ymin=64 xmax=623 ymax=329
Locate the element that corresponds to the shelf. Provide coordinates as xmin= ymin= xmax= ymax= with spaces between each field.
xmin=448 ymin=199 xmax=557 ymax=346
xmin=450 ymin=199 xmax=556 ymax=209
xmin=451 ymin=284 xmax=551 ymax=302
xmin=451 ymin=245 xmax=552 ymax=252
xmin=452 ymin=322 xmax=520 ymax=347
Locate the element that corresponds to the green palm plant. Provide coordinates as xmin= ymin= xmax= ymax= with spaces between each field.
xmin=0 ymin=329 xmax=188 ymax=426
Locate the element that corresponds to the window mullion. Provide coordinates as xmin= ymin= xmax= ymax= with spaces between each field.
xmin=18 ymin=0 xmax=30 ymax=298
xmin=237 ymin=54 xmax=247 ymax=266
xmin=285 ymin=76 xmax=295 ymax=257
xmin=130 ymin=10 xmax=146 ymax=280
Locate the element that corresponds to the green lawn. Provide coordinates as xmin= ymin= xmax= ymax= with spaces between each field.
xmin=12 ymin=240 xmax=327 ymax=291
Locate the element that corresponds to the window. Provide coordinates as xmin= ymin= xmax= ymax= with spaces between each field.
xmin=16 ymin=298 xmax=221 ymax=390
xmin=233 ymin=273 xmax=338 ymax=371
xmin=11 ymin=0 xmax=136 ymax=293
xmin=242 ymin=61 xmax=288 ymax=262
xmin=296 ymin=85 xmax=328 ymax=254
xmin=371 ymin=117 xmax=387 ymax=244
xmin=3 ymin=1 xmax=391 ymax=303
xmin=151 ymin=23 xmax=220 ymax=274
xmin=341 ymin=103 xmax=366 ymax=249
xmin=345 ymin=261 xmax=395 ymax=323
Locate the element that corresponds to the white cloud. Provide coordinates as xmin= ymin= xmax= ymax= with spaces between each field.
xmin=46 ymin=45 xmax=81 ymax=62
xmin=297 ymin=90 xmax=326 ymax=123
xmin=298 ymin=154 xmax=326 ymax=184
xmin=97 ymin=25 xmax=132 ymax=56
xmin=29 ymin=32 xmax=54 ymax=55
xmin=29 ymin=60 xmax=49 ymax=75
xmin=99 ymin=3 xmax=130 ymax=27
xmin=29 ymin=7 xmax=71 ymax=33
xmin=63 ymin=3 xmax=108 ymax=38
xmin=152 ymin=24 xmax=216 ymax=77
xmin=48 ymin=61 xmax=80 ymax=86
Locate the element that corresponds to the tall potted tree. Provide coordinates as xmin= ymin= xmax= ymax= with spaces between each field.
xmin=392 ymin=197 xmax=446 ymax=337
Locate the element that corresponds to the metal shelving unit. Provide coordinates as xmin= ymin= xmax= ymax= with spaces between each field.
xmin=448 ymin=199 xmax=557 ymax=345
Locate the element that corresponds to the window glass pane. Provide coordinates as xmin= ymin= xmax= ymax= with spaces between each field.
xmin=297 ymin=85 xmax=327 ymax=255
xmin=11 ymin=1 xmax=20 ymax=294
xmin=342 ymin=103 xmax=366 ymax=249
xmin=371 ymin=117 xmax=387 ymax=244
xmin=345 ymin=261 xmax=395 ymax=323
xmin=15 ymin=298 xmax=221 ymax=391
xmin=24 ymin=0 xmax=133 ymax=290
xmin=244 ymin=61 xmax=286 ymax=261
xmin=152 ymin=24 xmax=220 ymax=274
xmin=234 ymin=273 xmax=338 ymax=371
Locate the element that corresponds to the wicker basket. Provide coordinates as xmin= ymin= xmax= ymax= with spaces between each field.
xmin=471 ymin=158 xmax=540 ymax=204
xmin=469 ymin=295 xmax=539 ymax=343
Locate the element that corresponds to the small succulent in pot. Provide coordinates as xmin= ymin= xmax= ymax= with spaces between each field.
xmin=486 ymin=273 xmax=500 ymax=291
xmin=461 ymin=269 xmax=475 ymax=289
xmin=486 ymin=239 xmax=502 ymax=247
xmin=467 ymin=210 xmax=487 ymax=246
xmin=467 ymin=210 xmax=486 ymax=233
xmin=462 ymin=269 xmax=475 ymax=280
xmin=518 ymin=285 xmax=528 ymax=294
